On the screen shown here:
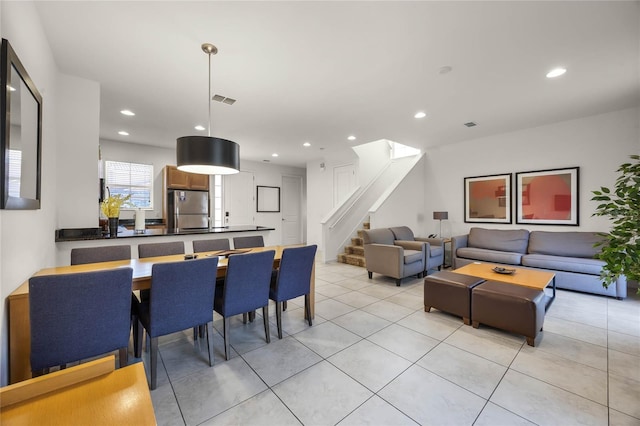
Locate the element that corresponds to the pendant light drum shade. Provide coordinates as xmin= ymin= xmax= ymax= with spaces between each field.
xmin=177 ymin=136 xmax=240 ymax=175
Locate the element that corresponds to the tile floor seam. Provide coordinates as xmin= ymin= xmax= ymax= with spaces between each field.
xmin=526 ymin=330 xmax=610 ymax=373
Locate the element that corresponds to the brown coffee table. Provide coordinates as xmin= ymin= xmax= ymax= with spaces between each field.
xmin=452 ymin=262 xmax=556 ymax=310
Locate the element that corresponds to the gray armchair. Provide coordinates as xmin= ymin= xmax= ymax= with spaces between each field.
xmin=362 ymin=228 xmax=425 ymax=286
xmin=389 ymin=226 xmax=444 ymax=275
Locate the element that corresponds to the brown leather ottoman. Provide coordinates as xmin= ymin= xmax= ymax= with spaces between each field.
xmin=471 ymin=280 xmax=546 ymax=346
xmin=424 ymin=271 xmax=485 ymax=325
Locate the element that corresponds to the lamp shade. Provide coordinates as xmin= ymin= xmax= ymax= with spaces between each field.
xmin=433 ymin=211 xmax=448 ymax=220
xmin=176 ymin=136 xmax=240 ymax=175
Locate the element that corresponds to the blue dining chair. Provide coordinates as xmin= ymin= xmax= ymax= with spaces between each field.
xmin=214 ymin=250 xmax=275 ymax=360
xmin=232 ymin=235 xmax=264 ymax=249
xmin=270 ymin=245 xmax=317 ymax=339
xmin=138 ymin=241 xmax=185 ymax=258
xmin=193 ymin=238 xmax=230 ymax=252
xmin=133 ymin=257 xmax=218 ymax=389
xmin=69 ymin=244 xmax=140 ymax=357
xmin=29 ymin=268 xmax=134 ymax=377
xmin=70 ymin=245 xmax=131 ymax=265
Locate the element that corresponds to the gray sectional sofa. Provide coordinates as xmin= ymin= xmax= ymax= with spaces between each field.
xmin=452 ymin=227 xmax=627 ymax=299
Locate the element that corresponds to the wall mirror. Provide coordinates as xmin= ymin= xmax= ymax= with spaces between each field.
xmin=1 ymin=38 xmax=43 ymax=209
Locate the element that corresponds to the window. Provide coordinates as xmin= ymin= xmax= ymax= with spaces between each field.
xmin=105 ymin=160 xmax=153 ymax=209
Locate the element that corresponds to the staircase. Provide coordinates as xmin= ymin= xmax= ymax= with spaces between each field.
xmin=336 ymin=221 xmax=369 ymax=267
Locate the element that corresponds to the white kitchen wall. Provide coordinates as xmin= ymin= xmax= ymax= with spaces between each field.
xmin=100 ymin=138 xmax=174 ymax=220
xmin=423 ymin=107 xmax=640 ymax=238
xmin=99 ymin=138 xmax=306 ymax=244
xmin=0 ymin=0 xmax=60 ymax=386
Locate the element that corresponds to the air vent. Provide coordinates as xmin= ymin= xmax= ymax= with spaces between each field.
xmin=213 ymin=94 xmax=237 ymax=105
xmin=464 ymin=122 xmax=477 ymax=127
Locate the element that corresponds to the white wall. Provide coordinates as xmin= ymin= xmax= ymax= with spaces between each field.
xmin=369 ymin=156 xmax=427 ymax=234
xmin=424 ymin=107 xmax=640 ymax=238
xmin=0 ymin=0 xmax=59 ymax=386
xmin=306 ymin=148 xmax=357 ymax=247
xmin=57 ymin=75 xmax=100 ymax=228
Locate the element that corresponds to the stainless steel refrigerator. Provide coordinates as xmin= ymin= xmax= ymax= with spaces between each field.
xmin=167 ymin=190 xmax=209 ymax=229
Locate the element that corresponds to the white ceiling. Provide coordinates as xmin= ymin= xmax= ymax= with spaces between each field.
xmin=34 ymin=1 xmax=639 ymax=168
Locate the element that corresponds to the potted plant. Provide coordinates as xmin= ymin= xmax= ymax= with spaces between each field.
xmin=100 ymin=194 xmax=131 ymax=238
xmin=591 ymin=154 xmax=640 ymax=294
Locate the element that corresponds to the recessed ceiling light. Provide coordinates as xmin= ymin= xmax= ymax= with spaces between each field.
xmin=194 ymin=125 xmax=205 ymax=131
xmin=120 ymin=109 xmax=135 ymax=116
xmin=347 ymin=135 xmax=356 ymax=141
xmin=118 ymin=131 xmax=130 ymax=136
xmin=414 ymin=111 xmax=427 ymax=119
xmin=303 ymin=142 xmax=311 ymax=147
xmin=546 ymin=67 xmax=567 ymax=78
xmin=272 ymin=153 xmax=279 ymax=157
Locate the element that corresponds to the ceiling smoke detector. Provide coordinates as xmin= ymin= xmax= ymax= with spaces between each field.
xmin=464 ymin=122 xmax=477 ymax=127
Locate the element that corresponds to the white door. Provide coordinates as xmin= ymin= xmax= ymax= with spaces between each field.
xmin=333 ymin=163 xmax=356 ymax=206
xmin=282 ymin=175 xmax=302 ymax=245
xmin=224 ymin=171 xmax=254 ymax=225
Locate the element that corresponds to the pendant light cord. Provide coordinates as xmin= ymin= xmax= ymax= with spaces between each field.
xmin=208 ymin=51 xmax=212 ymax=137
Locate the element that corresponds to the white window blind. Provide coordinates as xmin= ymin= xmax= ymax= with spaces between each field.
xmin=105 ymin=160 xmax=153 ymax=209
xmin=8 ymin=149 xmax=22 ymax=197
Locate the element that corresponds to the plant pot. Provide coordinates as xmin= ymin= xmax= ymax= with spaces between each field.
xmin=108 ymin=217 xmax=119 ymax=238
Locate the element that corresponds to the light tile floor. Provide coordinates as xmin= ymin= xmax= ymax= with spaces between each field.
xmin=133 ymin=261 xmax=640 ymax=426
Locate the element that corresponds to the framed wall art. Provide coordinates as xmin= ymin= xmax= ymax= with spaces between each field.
xmin=515 ymin=167 xmax=579 ymax=225
xmin=464 ymin=173 xmax=512 ymax=223
xmin=256 ymin=185 xmax=280 ymax=212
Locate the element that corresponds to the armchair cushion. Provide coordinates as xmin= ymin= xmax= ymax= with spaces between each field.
xmin=389 ymin=226 xmax=415 ymax=242
xmin=404 ymin=250 xmax=423 ymax=264
xmin=362 ymin=228 xmax=395 ymax=245
xmin=429 ymin=245 xmax=444 ymax=259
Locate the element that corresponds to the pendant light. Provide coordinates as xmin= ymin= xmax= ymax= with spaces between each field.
xmin=176 ymin=43 xmax=240 ymax=175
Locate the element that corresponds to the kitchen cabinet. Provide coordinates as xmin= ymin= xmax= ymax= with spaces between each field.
xmin=164 ymin=165 xmax=209 ymax=191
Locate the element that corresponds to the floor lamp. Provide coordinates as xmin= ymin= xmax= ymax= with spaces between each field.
xmin=433 ymin=211 xmax=448 ymax=238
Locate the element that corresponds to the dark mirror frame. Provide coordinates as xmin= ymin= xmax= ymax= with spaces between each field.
xmin=1 ymin=38 xmax=43 ymax=210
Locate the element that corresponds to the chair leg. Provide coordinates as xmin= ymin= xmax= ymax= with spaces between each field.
xmin=396 ymin=278 xmax=401 ymax=286
xmin=193 ymin=326 xmax=198 ymax=341
xmin=304 ymin=294 xmax=312 ymax=327
xmin=118 ymin=347 xmax=128 ymax=368
xmin=223 ymin=317 xmax=230 ymax=361
xmin=276 ymin=301 xmax=283 ymax=339
xmin=134 ymin=320 xmax=143 ymax=358
xmin=283 ymin=300 xmax=288 ymax=311
xmin=263 ymin=305 xmax=271 ymax=343
xmin=150 ymin=336 xmax=159 ymax=390
xmin=242 ymin=313 xmax=248 ymax=324
xmin=249 ymin=311 xmax=256 ymax=322
xmin=368 ymin=271 xmax=372 ymax=279
xmin=205 ymin=321 xmax=214 ymax=367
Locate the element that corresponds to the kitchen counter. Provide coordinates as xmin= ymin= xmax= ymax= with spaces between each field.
xmin=55 ymin=225 xmax=275 ymax=242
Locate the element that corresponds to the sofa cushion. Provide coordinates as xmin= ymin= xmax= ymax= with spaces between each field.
xmin=404 ymin=250 xmax=423 ymax=264
xmin=390 ymin=226 xmax=415 ymax=242
xmin=528 ymin=231 xmax=604 ymax=258
xmin=468 ymin=227 xmax=530 ymax=254
xmin=522 ymin=254 xmax=604 ymax=275
xmin=457 ymin=247 xmax=523 ymax=265
xmin=362 ymin=228 xmax=395 ymax=246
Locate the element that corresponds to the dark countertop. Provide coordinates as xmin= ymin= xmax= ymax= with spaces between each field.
xmin=55 ymin=225 xmax=275 ymax=242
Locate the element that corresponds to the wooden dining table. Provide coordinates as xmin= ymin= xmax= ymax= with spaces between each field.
xmin=7 ymin=245 xmax=315 ymax=384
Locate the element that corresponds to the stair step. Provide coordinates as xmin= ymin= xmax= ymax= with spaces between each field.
xmin=337 ymin=253 xmax=366 ymax=267
xmin=346 ymin=245 xmax=364 ymax=256
xmin=363 ymin=222 xmax=370 ymax=229
xmin=351 ymin=237 xmax=363 ymax=246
